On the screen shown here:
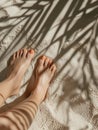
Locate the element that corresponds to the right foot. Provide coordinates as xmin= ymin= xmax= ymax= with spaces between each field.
xmin=26 ymin=56 xmax=56 ymax=103
xmin=0 ymin=48 xmax=35 ymax=100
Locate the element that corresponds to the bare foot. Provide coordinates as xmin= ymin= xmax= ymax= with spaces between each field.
xmin=0 ymin=48 xmax=35 ymax=100
xmin=26 ymin=55 xmax=56 ymax=103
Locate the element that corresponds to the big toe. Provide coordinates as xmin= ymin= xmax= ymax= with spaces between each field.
xmin=27 ymin=49 xmax=35 ymax=60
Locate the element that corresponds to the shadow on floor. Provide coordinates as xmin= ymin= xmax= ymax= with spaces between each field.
xmin=0 ymin=0 xmax=98 ymax=129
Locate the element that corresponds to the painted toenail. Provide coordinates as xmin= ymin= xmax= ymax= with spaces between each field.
xmin=41 ymin=56 xmax=46 ymax=60
xmin=29 ymin=49 xmax=34 ymax=54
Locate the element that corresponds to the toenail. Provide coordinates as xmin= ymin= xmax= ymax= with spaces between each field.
xmin=41 ymin=56 xmax=46 ymax=60
xmin=28 ymin=49 xmax=34 ymax=54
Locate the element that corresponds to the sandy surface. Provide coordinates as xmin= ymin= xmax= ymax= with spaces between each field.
xmin=0 ymin=0 xmax=98 ymax=130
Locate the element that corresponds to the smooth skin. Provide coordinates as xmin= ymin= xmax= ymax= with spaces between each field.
xmin=0 ymin=48 xmax=34 ymax=106
xmin=0 ymin=49 xmax=56 ymax=130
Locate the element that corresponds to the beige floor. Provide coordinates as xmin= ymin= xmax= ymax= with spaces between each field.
xmin=0 ymin=0 xmax=98 ymax=130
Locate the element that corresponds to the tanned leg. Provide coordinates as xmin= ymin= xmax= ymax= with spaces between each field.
xmin=0 ymin=56 xmax=56 ymax=130
xmin=0 ymin=48 xmax=35 ymax=106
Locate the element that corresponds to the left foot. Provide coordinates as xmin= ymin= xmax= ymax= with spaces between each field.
xmin=25 ymin=55 xmax=56 ymax=103
xmin=0 ymin=48 xmax=35 ymax=100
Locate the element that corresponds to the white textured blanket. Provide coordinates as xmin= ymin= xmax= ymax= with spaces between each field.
xmin=0 ymin=0 xmax=98 ymax=130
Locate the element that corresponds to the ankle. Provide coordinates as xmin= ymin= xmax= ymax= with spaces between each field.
xmin=0 ymin=79 xmax=15 ymax=99
xmin=30 ymin=90 xmax=43 ymax=105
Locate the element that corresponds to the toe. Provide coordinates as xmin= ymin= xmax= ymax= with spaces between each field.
xmin=38 ymin=59 xmax=44 ymax=66
xmin=13 ymin=53 xmax=16 ymax=60
xmin=27 ymin=49 xmax=35 ymax=60
xmin=49 ymin=59 xmax=53 ymax=64
xmin=20 ymin=49 xmax=24 ymax=57
xmin=45 ymin=57 xmax=50 ymax=67
xmin=14 ymin=52 xmax=17 ymax=59
xmin=16 ymin=51 xmax=20 ymax=58
xmin=49 ymin=59 xmax=53 ymax=68
xmin=50 ymin=64 xmax=57 ymax=73
xmin=19 ymin=49 xmax=23 ymax=56
xmin=39 ymin=55 xmax=46 ymax=66
xmin=22 ymin=48 xmax=28 ymax=57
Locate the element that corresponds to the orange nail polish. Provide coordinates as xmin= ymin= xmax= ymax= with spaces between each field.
xmin=42 ymin=55 xmax=46 ymax=60
xmin=29 ymin=49 xmax=34 ymax=54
